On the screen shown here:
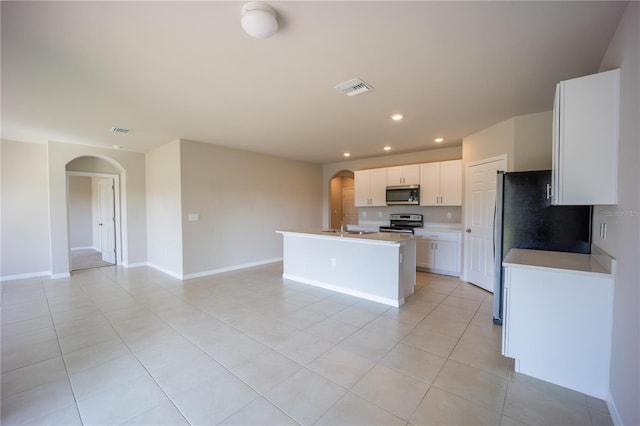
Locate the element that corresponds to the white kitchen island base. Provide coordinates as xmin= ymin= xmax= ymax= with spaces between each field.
xmin=277 ymin=230 xmax=416 ymax=307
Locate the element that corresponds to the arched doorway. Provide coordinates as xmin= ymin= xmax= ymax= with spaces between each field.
xmin=329 ymin=170 xmax=357 ymax=230
xmin=65 ymin=156 xmax=123 ymax=271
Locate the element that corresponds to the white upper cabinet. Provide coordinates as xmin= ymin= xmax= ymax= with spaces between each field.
xmin=354 ymin=168 xmax=387 ymax=207
xmin=419 ymin=160 xmax=462 ymax=206
xmin=552 ymin=69 xmax=620 ymax=205
xmin=387 ymin=164 xmax=420 ymax=186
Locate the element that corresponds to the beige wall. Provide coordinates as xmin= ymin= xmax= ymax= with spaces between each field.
xmin=145 ymin=140 xmax=183 ymax=277
xmin=68 ymin=176 xmax=93 ymax=249
xmin=592 ymin=3 xmax=640 ymax=424
xmin=463 ymin=119 xmax=516 ymax=172
xmin=322 ymin=146 xmax=463 ymax=227
xmin=462 ymin=110 xmax=552 ymax=173
xmin=179 ymin=139 xmax=323 ymax=277
xmin=0 ymin=140 xmax=51 ymax=278
xmin=513 ymin=111 xmax=553 ymax=171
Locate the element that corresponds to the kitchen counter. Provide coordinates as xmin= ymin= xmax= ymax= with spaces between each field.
xmin=277 ymin=229 xmax=416 ymax=307
xmin=503 ymin=247 xmax=615 ymax=278
xmin=278 ymin=229 xmax=414 ymax=244
xmin=501 ymin=245 xmax=615 ymax=398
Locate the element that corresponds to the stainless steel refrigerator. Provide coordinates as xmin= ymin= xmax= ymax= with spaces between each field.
xmin=492 ymin=170 xmax=592 ymax=325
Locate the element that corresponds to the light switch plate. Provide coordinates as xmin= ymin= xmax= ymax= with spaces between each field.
xmin=188 ymin=213 xmax=199 ymax=222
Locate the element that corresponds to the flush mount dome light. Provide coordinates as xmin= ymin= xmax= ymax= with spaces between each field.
xmin=241 ymin=2 xmax=278 ymax=39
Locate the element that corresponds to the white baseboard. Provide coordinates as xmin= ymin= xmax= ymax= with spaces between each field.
xmin=282 ymin=273 xmax=402 ymax=307
xmin=0 ymin=270 xmax=51 ymax=282
xmin=70 ymin=246 xmax=97 ymax=251
xmin=182 ymin=258 xmax=282 ymax=280
xmin=122 ymin=262 xmax=149 ymax=268
xmin=50 ymin=272 xmax=71 ymax=279
xmin=606 ymin=392 xmax=623 ymax=426
xmin=146 ymin=263 xmax=183 ymax=280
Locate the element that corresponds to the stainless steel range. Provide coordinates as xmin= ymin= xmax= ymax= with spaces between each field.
xmin=379 ymin=213 xmax=423 ymax=234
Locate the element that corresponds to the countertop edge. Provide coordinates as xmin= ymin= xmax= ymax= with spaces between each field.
xmin=276 ymin=229 xmax=415 ymax=245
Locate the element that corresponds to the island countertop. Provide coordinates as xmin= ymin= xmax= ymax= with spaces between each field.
xmin=276 ymin=229 xmax=415 ymax=244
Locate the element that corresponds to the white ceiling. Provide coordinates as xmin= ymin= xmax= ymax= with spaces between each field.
xmin=1 ymin=1 xmax=627 ymax=164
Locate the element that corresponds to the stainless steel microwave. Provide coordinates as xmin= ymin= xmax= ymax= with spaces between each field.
xmin=386 ymin=185 xmax=420 ymax=205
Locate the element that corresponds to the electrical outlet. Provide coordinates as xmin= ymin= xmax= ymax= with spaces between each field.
xmin=362 ymin=211 xmax=367 ymax=217
xmin=331 ymin=258 xmax=337 ymax=267
xmin=447 ymin=212 xmax=452 ymax=219
xmin=378 ymin=211 xmax=382 ymax=218
xmin=600 ymin=223 xmax=607 ymax=240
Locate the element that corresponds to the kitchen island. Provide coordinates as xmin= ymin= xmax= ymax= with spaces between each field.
xmin=276 ymin=229 xmax=416 ymax=307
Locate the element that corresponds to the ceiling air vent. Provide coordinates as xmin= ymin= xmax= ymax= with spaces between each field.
xmin=111 ymin=127 xmax=132 ymax=134
xmin=335 ymin=78 xmax=374 ymax=97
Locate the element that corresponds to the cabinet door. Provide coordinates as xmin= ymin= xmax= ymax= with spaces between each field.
xmin=439 ymin=160 xmax=462 ymax=206
xmin=420 ymin=239 xmax=436 ymax=268
xmin=415 ymin=238 xmax=432 ymax=269
xmin=434 ymin=240 xmax=459 ymax=274
xmin=387 ymin=166 xmax=404 ymax=186
xmin=354 ymin=170 xmax=370 ymax=207
xmin=369 ymin=168 xmax=388 ymax=206
xmin=552 ymin=69 xmax=619 ymax=205
xmin=419 ymin=163 xmax=440 ymax=206
xmin=403 ymin=164 xmax=420 ymax=185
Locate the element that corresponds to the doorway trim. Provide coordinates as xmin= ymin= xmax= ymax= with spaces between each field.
xmin=66 ymin=171 xmax=122 ymax=269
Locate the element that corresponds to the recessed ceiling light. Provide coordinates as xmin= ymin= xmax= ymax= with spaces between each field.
xmin=112 ymin=145 xmax=123 ymax=150
xmin=434 ymin=137 xmax=444 ymax=143
xmin=383 ymin=146 xmax=392 ymax=151
xmin=343 ymin=152 xmax=351 ymax=157
xmin=391 ymin=114 xmax=403 ymax=121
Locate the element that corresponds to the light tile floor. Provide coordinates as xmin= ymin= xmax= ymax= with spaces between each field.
xmin=1 ymin=263 xmax=613 ymax=425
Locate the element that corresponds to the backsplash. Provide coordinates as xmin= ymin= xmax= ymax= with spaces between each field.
xmin=356 ymin=206 xmax=462 ymax=225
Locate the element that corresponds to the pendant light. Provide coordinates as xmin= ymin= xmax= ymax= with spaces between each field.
xmin=241 ymin=2 xmax=278 ymax=39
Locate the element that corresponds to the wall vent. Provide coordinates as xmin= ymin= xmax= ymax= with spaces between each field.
xmin=111 ymin=127 xmax=132 ymax=134
xmin=335 ymin=78 xmax=374 ymax=96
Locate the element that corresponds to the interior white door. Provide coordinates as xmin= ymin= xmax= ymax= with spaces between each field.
xmin=342 ymin=186 xmax=358 ymax=225
xmin=464 ymin=156 xmax=506 ymax=291
xmin=98 ymin=178 xmax=116 ymax=264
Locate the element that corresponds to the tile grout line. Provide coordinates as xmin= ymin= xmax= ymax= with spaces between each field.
xmin=39 ymin=276 xmax=85 ymax=425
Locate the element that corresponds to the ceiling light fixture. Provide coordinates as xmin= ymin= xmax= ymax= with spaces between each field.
xmin=112 ymin=145 xmax=123 ymax=150
xmin=384 ymin=146 xmax=392 ymax=151
xmin=343 ymin=152 xmax=351 ymax=157
xmin=241 ymin=2 xmax=278 ymax=39
xmin=434 ymin=137 xmax=444 ymax=143
xmin=391 ymin=114 xmax=403 ymax=121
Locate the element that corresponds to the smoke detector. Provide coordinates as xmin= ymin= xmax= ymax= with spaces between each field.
xmin=335 ymin=78 xmax=374 ymax=96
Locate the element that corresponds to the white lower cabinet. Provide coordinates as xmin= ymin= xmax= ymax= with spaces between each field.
xmin=415 ymin=230 xmax=461 ymax=276
xmin=502 ymin=249 xmax=614 ymax=398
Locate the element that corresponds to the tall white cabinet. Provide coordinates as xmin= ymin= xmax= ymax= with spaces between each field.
xmin=419 ymin=160 xmax=462 ymax=206
xmin=552 ymin=69 xmax=620 ymax=205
